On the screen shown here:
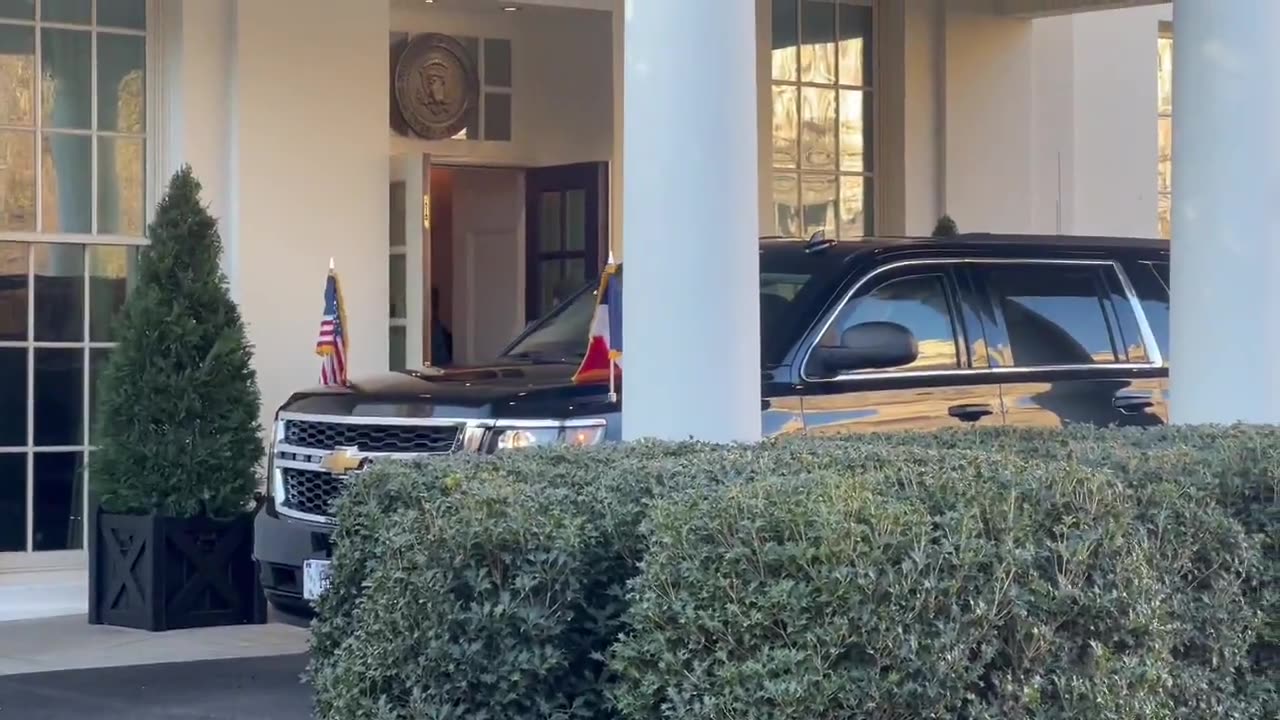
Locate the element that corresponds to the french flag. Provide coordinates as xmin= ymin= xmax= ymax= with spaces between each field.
xmin=573 ymin=258 xmax=621 ymax=387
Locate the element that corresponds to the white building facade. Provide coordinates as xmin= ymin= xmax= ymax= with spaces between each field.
xmin=3 ymin=0 xmax=1265 ymax=614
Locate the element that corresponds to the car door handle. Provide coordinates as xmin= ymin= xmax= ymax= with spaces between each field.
xmin=948 ymin=403 xmax=995 ymax=422
xmin=1113 ymin=391 xmax=1155 ymax=414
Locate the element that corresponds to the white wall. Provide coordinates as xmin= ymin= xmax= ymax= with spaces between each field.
xmin=164 ymin=0 xmax=390 ymax=432
xmin=883 ymin=0 xmax=1170 ymax=238
xmin=944 ymin=11 xmax=1036 ymax=233
xmin=1065 ymin=4 xmax=1168 ymax=236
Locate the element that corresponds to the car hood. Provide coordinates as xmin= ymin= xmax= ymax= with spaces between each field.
xmin=279 ymin=359 xmax=616 ymax=420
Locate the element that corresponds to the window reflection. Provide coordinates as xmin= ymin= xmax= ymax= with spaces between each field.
xmin=771 ymin=0 xmax=799 ymax=81
xmin=771 ymin=0 xmax=874 ymax=239
xmin=825 ymin=274 xmax=960 ymax=372
xmin=839 ymin=89 xmax=867 ymax=172
xmin=774 ymin=173 xmax=801 ymax=237
xmin=802 ymin=174 xmax=837 ymax=238
xmin=837 ymin=3 xmax=871 ymax=86
xmin=801 ymin=87 xmax=837 ymax=170
xmin=1157 ymin=34 xmax=1172 ymax=239
xmin=772 ymin=85 xmax=798 ymax=168
xmin=800 ymin=0 xmax=836 ymax=84
xmin=0 ymin=241 xmax=27 ymax=342
xmin=982 ymin=266 xmax=1120 ymax=367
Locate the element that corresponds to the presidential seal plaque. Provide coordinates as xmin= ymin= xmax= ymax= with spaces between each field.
xmin=394 ymin=33 xmax=478 ymax=140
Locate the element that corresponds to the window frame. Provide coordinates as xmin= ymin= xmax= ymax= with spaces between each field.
xmin=801 ymin=259 xmax=972 ymax=383
xmin=800 ymin=257 xmax=1163 ymax=384
xmin=769 ymin=0 xmax=877 ymax=240
xmin=965 ymin=258 xmax=1163 ymax=372
xmin=0 ymin=0 xmax=156 ymax=566
xmin=1157 ymin=23 xmax=1173 ymax=239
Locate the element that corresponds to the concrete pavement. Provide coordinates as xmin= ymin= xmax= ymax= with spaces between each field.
xmin=0 ymin=615 xmax=314 ymax=718
xmin=0 ymin=653 xmax=312 ymax=719
xmin=0 ymin=615 xmax=309 ymax=676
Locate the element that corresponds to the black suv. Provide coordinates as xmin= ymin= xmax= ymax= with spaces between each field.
xmin=255 ymin=233 xmax=1171 ymax=620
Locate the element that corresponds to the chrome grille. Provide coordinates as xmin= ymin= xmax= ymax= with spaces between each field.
xmin=283 ymin=420 xmax=460 ymax=454
xmin=281 ymin=467 xmax=351 ymax=518
xmin=275 ymin=415 xmax=469 ymax=521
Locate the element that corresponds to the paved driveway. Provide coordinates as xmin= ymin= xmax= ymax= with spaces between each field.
xmin=0 ymin=654 xmax=312 ymax=720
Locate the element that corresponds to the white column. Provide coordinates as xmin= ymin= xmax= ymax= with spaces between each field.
xmin=1169 ymin=0 xmax=1280 ymax=424
xmin=161 ymin=0 xmax=234 ymax=281
xmin=621 ymin=0 xmax=761 ymax=442
xmin=159 ymin=0 xmax=389 ymax=441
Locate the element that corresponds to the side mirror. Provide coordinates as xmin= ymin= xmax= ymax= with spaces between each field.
xmin=811 ymin=321 xmax=918 ymax=376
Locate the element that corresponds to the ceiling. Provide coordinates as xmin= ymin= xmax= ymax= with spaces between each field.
xmin=392 ymin=0 xmax=617 ymax=14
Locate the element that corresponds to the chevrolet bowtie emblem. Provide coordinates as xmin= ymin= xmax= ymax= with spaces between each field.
xmin=319 ymin=447 xmax=364 ymax=475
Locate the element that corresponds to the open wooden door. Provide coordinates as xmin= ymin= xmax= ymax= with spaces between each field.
xmin=524 ymin=162 xmax=609 ymax=322
xmin=389 ymin=153 xmax=431 ymax=370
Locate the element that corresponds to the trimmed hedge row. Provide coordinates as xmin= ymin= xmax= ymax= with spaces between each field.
xmin=307 ymin=426 xmax=1278 ymax=719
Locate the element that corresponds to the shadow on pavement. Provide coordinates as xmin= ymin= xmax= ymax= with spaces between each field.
xmin=0 ymin=653 xmax=311 ymax=720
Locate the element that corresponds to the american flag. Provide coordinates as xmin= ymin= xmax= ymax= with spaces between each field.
xmin=316 ymin=268 xmax=348 ymax=386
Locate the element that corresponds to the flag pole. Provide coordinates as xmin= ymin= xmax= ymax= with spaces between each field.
xmin=608 ymin=358 xmax=617 ymax=404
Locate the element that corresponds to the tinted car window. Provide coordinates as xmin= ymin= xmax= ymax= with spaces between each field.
xmin=502 ymin=247 xmax=850 ymax=366
xmin=820 ymin=273 xmax=960 ymax=372
xmin=1101 ymin=267 xmax=1150 ymax=363
xmin=981 ymin=265 xmax=1119 ymax=366
xmin=1130 ymin=261 xmax=1170 ymax=358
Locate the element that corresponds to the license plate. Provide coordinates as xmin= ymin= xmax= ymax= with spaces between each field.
xmin=303 ymin=559 xmax=332 ymax=601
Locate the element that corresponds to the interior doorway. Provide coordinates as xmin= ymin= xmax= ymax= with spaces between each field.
xmin=389 ymin=159 xmax=611 ymax=371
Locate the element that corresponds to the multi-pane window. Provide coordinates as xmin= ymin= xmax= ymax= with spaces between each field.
xmin=0 ymin=0 xmax=148 ymax=557
xmin=771 ymin=0 xmax=873 ymax=240
xmin=0 ymin=242 xmax=137 ymax=552
xmin=1157 ymin=31 xmax=1172 ymax=239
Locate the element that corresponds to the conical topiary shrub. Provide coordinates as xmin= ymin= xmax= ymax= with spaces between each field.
xmin=88 ymin=165 xmax=266 ymax=631
xmin=91 ymin=165 xmax=263 ymax=517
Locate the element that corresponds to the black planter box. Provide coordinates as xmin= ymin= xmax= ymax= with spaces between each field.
xmin=89 ymin=505 xmax=266 ymax=631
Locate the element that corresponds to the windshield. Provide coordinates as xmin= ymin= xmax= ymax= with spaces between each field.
xmin=500 ymin=246 xmax=846 ymax=365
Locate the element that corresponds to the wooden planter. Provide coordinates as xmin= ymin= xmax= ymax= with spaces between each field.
xmin=88 ymin=503 xmax=267 ymax=632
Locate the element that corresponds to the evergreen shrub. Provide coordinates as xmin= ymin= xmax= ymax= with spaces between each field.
xmin=90 ymin=165 xmax=264 ymax=518
xmin=309 ymin=426 xmax=1277 ymax=719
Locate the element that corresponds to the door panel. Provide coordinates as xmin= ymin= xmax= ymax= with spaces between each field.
xmin=389 ymin=153 xmax=430 ymax=370
xmin=452 ymin=168 xmax=524 ymax=365
xmin=799 ymin=263 xmax=1003 ymax=434
xmin=803 ymin=380 xmax=1002 ymax=435
xmin=525 ymin=162 xmax=608 ymax=321
xmin=967 ymin=260 xmax=1168 ymax=428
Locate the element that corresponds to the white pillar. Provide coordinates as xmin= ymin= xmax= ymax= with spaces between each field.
xmin=163 ymin=0 xmax=389 ymax=436
xmin=161 ymin=0 xmax=234 ymax=282
xmin=621 ymin=1 xmax=761 ymax=442
xmin=1169 ymin=0 xmax=1280 ymax=424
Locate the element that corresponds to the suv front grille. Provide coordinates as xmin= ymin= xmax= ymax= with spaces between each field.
xmin=275 ymin=416 xmax=467 ymax=520
xmin=281 ymin=467 xmax=350 ymax=518
xmin=283 ymin=420 xmax=460 ymax=454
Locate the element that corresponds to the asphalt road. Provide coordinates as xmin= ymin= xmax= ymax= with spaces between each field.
xmin=0 ymin=654 xmax=312 ymax=720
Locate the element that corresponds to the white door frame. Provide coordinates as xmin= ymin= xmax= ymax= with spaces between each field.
xmin=390 ymin=153 xmax=431 ymax=368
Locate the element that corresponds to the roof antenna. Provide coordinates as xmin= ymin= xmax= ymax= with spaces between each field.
xmin=804 ymin=229 xmax=836 ymax=254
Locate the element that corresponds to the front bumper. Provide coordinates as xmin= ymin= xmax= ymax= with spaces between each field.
xmin=253 ymin=497 xmax=333 ymax=619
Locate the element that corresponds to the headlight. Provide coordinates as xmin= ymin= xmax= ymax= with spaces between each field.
xmin=491 ymin=420 xmax=607 ymax=451
xmin=267 ymin=416 xmax=285 ymax=498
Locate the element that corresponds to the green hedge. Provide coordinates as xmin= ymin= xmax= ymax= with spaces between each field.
xmin=307 ymin=426 xmax=1278 ymax=719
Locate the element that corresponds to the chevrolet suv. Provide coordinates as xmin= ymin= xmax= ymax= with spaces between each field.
xmin=254 ymin=233 xmax=1171 ymax=620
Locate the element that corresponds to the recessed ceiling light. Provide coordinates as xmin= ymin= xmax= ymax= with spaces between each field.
xmin=503 ymin=5 xmax=519 ymax=10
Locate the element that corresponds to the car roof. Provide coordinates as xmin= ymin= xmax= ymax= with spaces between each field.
xmin=759 ymin=232 xmax=1169 ymax=262
xmin=760 ymin=232 xmax=1169 ymax=253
